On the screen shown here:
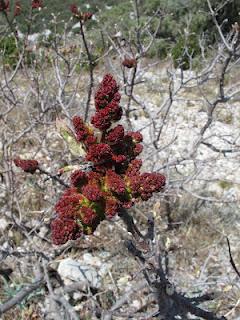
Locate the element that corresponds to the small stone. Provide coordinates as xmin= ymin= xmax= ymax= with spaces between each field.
xmin=58 ymin=258 xmax=101 ymax=289
xmin=0 ymin=218 xmax=9 ymax=231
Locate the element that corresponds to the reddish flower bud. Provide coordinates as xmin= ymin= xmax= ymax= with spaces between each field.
xmin=127 ymin=131 xmax=143 ymax=143
xmin=139 ymin=173 xmax=166 ymax=200
xmin=14 ymin=1 xmax=21 ymax=16
xmin=14 ymin=158 xmax=39 ymax=174
xmin=87 ymin=171 xmax=102 ymax=183
xmin=51 ymin=217 xmax=82 ymax=245
xmin=122 ymin=58 xmax=137 ymax=69
xmin=112 ymin=154 xmax=126 ymax=164
xmin=85 ymin=135 xmax=97 ymax=146
xmin=72 ymin=116 xmax=88 ymax=142
xmin=91 ymin=108 xmax=112 ymax=131
xmin=95 ymin=74 xmax=120 ymax=111
xmin=70 ymin=4 xmax=78 ymax=15
xmin=134 ymin=143 xmax=143 ymax=156
xmin=31 ymin=0 xmax=43 ymax=9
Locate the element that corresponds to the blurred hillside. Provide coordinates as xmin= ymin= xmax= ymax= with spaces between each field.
xmin=2 ymin=1 xmax=240 ymax=55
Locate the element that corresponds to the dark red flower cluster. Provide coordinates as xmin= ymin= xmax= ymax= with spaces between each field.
xmin=50 ymin=74 xmax=166 ymax=244
xmin=91 ymin=74 xmax=122 ymax=131
xmin=51 ymin=217 xmax=82 ymax=245
xmin=32 ymin=0 xmax=43 ymax=9
xmin=72 ymin=115 xmax=96 ymax=146
xmin=0 ymin=0 xmax=9 ymax=12
xmin=14 ymin=158 xmax=39 ymax=174
xmin=127 ymin=172 xmax=166 ymax=201
xmin=122 ymin=58 xmax=137 ymax=68
xmin=52 ymin=186 xmax=102 ymax=244
xmin=70 ymin=4 xmax=92 ymax=22
xmin=70 ymin=4 xmax=78 ymax=16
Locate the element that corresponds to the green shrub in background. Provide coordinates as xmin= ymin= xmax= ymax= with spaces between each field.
xmin=147 ymin=38 xmax=171 ymax=59
xmin=0 ymin=36 xmax=37 ymax=69
xmin=171 ymin=34 xmax=200 ymax=70
xmin=0 ymin=36 xmax=18 ymax=68
xmin=1 ymin=0 xmax=239 ymax=68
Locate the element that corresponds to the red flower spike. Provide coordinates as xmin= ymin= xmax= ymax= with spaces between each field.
xmin=72 ymin=116 xmax=88 ymax=142
xmin=14 ymin=158 xmax=39 ymax=174
xmin=95 ymin=74 xmax=120 ymax=111
xmin=51 ymin=217 xmax=82 ymax=245
xmin=48 ymin=74 xmax=166 ymax=244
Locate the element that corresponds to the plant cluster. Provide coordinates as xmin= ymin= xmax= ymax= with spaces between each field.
xmin=14 ymin=74 xmax=165 ymax=245
xmin=52 ymin=74 xmax=165 ymax=244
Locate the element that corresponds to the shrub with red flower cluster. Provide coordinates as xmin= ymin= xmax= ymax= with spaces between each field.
xmin=14 ymin=74 xmax=165 ymax=245
xmin=50 ymin=74 xmax=166 ymax=245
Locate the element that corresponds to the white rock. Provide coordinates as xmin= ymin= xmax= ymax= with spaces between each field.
xmin=38 ymin=226 xmax=48 ymax=238
xmin=82 ymin=253 xmax=101 ymax=267
xmin=99 ymin=262 xmax=113 ymax=277
xmin=0 ymin=218 xmax=9 ymax=231
xmin=58 ymin=258 xmax=101 ymax=289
